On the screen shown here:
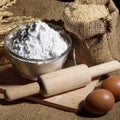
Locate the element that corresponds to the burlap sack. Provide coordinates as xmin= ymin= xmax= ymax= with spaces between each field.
xmin=63 ymin=0 xmax=120 ymax=70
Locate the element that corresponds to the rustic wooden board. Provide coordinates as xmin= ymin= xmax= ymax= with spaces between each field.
xmin=27 ymin=80 xmax=99 ymax=112
xmin=0 ymin=64 xmax=99 ymax=112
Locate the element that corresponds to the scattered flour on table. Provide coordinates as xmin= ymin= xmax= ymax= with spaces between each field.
xmin=7 ymin=20 xmax=68 ymax=60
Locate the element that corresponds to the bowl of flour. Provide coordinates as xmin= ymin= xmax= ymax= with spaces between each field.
xmin=4 ymin=20 xmax=72 ymax=80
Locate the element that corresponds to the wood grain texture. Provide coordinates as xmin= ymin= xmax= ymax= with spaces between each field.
xmin=27 ymin=80 xmax=99 ymax=112
xmin=0 ymin=64 xmax=99 ymax=112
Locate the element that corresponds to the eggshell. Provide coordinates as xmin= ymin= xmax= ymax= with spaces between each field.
xmin=84 ymin=89 xmax=115 ymax=115
xmin=101 ymin=76 xmax=120 ymax=100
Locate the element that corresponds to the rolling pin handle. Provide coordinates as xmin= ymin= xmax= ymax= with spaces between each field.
xmin=89 ymin=60 xmax=120 ymax=78
xmin=4 ymin=82 xmax=40 ymax=101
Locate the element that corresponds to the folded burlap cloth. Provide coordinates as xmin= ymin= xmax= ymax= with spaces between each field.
xmin=63 ymin=0 xmax=120 ymax=75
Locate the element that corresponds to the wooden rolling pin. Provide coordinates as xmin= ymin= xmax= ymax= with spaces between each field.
xmin=3 ymin=60 xmax=120 ymax=101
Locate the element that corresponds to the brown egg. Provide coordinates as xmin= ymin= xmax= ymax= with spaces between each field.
xmin=101 ymin=76 xmax=120 ymax=100
xmin=84 ymin=89 xmax=115 ymax=115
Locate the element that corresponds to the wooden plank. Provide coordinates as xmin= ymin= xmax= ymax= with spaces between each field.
xmin=27 ymin=80 xmax=99 ymax=112
xmin=0 ymin=64 xmax=99 ymax=112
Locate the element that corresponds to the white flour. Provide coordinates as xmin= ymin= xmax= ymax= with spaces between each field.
xmin=8 ymin=20 xmax=68 ymax=60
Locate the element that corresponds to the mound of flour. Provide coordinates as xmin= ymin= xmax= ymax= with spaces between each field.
xmin=8 ymin=21 xmax=68 ymax=60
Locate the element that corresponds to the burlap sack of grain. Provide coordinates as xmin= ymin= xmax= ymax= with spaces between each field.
xmin=63 ymin=0 xmax=120 ymax=71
